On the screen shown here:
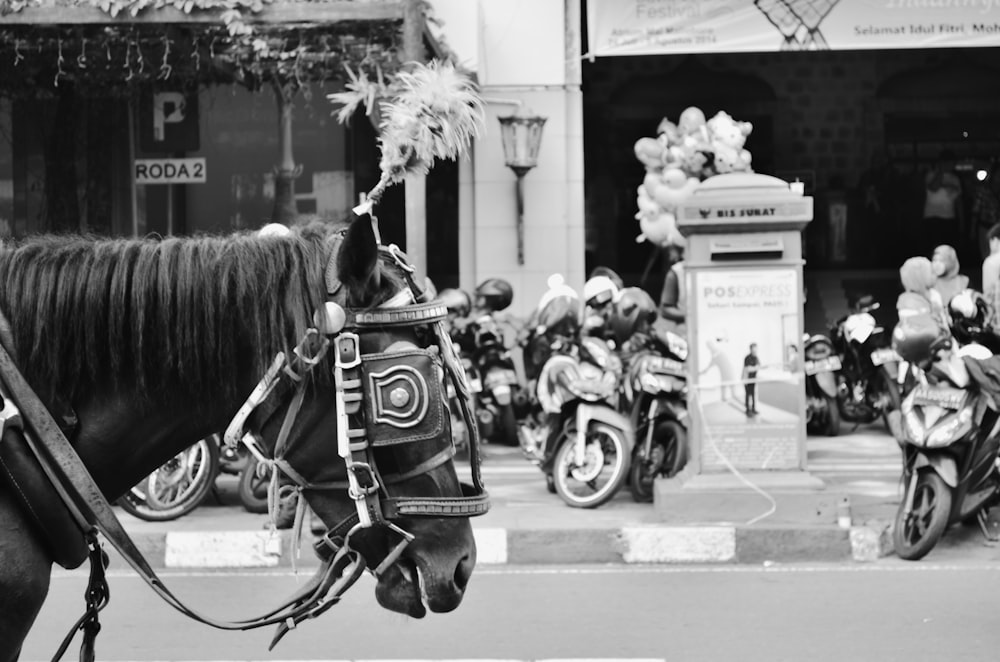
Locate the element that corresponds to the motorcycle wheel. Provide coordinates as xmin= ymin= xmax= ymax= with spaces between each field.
xmin=629 ymin=420 xmax=686 ymax=503
xmin=498 ymin=403 xmax=519 ymax=446
xmin=553 ymin=422 xmax=629 ymax=509
xmin=893 ymin=470 xmax=952 ymax=561
xmin=238 ymin=455 xmax=271 ymax=514
xmin=118 ymin=437 xmax=219 ymax=522
xmin=824 ymin=395 xmax=841 ymax=437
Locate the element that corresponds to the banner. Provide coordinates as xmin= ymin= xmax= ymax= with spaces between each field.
xmin=587 ymin=0 xmax=1000 ymax=56
xmin=691 ymin=267 xmax=803 ymax=471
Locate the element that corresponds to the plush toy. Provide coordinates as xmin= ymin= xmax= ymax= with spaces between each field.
xmin=707 ymin=111 xmax=753 ymax=174
xmin=651 ymin=167 xmax=701 ymax=209
xmin=677 ymin=106 xmax=707 ymax=137
xmin=632 ymin=107 xmax=754 ymax=247
xmin=634 ymin=137 xmax=666 ymax=170
xmin=636 ymin=210 xmax=684 ymax=248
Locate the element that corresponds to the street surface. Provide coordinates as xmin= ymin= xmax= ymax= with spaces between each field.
xmin=20 ymin=425 xmax=1000 ymax=660
xmin=22 ymin=562 xmax=1000 ymax=661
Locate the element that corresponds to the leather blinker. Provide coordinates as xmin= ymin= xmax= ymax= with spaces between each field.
xmin=361 ymin=349 xmax=444 ymax=446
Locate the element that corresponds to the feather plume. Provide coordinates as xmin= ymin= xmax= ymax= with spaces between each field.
xmin=330 ymin=60 xmax=485 ymax=214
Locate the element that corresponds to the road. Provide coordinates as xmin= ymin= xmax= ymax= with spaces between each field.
xmin=21 ymin=561 xmax=1000 ymax=661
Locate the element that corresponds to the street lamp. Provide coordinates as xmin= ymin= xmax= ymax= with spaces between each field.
xmin=498 ymin=112 xmax=547 ymax=265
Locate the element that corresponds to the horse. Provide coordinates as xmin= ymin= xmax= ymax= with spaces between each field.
xmin=0 ymin=216 xmax=488 ymax=660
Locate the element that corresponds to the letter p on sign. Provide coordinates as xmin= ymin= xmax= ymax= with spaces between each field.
xmin=154 ymin=92 xmax=186 ymax=142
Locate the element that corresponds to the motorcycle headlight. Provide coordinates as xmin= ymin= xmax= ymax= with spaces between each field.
xmin=640 ymin=373 xmax=661 ymax=394
xmin=924 ymin=408 xmax=973 ymax=448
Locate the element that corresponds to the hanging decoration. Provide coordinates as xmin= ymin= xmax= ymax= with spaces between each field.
xmin=632 ymin=106 xmax=755 ymax=248
xmin=0 ymin=20 xmax=402 ymax=99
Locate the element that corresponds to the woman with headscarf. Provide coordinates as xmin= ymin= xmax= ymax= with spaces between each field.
xmin=897 ymin=256 xmax=947 ymax=325
xmin=931 ymin=244 xmax=969 ymax=308
xmin=897 ymin=256 xmax=949 ymax=394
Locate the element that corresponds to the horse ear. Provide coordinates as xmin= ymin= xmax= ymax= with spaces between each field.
xmin=337 ymin=214 xmax=381 ymax=296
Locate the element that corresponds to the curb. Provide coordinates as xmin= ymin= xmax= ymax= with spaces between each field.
xmin=101 ymin=523 xmax=895 ymax=570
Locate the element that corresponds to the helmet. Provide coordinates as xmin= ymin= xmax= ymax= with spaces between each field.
xmin=474 ymin=278 xmax=513 ymax=312
xmin=948 ymin=289 xmax=990 ymax=344
xmin=892 ymin=313 xmax=950 ymax=365
xmin=535 ymin=274 xmax=581 ymax=337
xmin=588 ymin=266 xmax=624 ymax=291
xmin=583 ymin=275 xmax=619 ymax=308
xmin=437 ymin=288 xmax=471 ymax=317
xmin=610 ymin=287 xmax=658 ymax=345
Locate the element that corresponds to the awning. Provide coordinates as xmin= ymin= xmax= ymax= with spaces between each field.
xmin=586 ymin=0 xmax=1000 ymax=57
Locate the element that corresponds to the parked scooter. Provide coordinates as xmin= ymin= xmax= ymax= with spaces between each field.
xmin=625 ymin=329 xmax=689 ymax=501
xmin=519 ymin=275 xmax=633 ymax=508
xmin=828 ymin=295 xmax=902 ymax=433
xmin=888 ymin=313 xmax=1000 ymax=560
xmin=803 ymin=331 xmax=842 ymax=436
xmin=620 ymin=301 xmax=689 ymax=503
xmin=118 ymin=433 xmax=268 ymax=521
xmin=466 ymin=278 xmax=524 ymax=446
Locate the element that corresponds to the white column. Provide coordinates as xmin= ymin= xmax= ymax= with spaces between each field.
xmin=458 ymin=148 xmax=477 ymax=291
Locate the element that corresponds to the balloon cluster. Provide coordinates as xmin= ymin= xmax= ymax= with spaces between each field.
xmin=633 ymin=106 xmax=755 ymax=248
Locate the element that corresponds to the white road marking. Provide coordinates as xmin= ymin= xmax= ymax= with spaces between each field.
xmin=49 ymin=561 xmax=1000 ymax=581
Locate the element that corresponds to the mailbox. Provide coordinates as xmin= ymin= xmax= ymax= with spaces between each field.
xmin=679 ymin=172 xmax=812 ymax=473
xmin=653 ymin=173 xmax=835 ymax=524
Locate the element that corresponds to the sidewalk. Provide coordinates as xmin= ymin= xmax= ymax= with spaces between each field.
xmin=97 ymin=425 xmax=945 ymax=570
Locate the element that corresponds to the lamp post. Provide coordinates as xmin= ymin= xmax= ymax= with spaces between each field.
xmin=498 ymin=112 xmax=547 ymax=265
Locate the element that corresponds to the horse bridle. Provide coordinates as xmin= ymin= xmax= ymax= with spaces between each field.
xmin=219 ymin=236 xmax=490 ymax=643
xmin=0 ymin=232 xmax=489 ymax=658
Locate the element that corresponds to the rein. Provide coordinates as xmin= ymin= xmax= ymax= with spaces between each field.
xmin=0 ymin=236 xmax=489 ymax=658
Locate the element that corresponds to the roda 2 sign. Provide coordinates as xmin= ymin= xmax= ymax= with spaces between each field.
xmin=135 ymin=158 xmax=207 ymax=185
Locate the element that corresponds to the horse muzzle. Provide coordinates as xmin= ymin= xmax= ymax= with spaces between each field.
xmin=372 ymin=518 xmax=476 ymax=617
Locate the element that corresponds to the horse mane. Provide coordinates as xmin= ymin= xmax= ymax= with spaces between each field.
xmin=0 ymin=219 xmax=404 ymax=407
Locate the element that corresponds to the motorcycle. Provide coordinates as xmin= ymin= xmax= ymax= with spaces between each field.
xmin=889 ymin=326 xmax=1000 ymax=561
xmin=624 ymin=324 xmax=689 ymax=502
xmin=803 ymin=331 xmax=842 ymax=436
xmin=118 ymin=433 xmax=269 ymax=521
xmin=521 ymin=335 xmax=633 ymax=508
xmin=467 ymin=311 xmax=524 ymax=446
xmin=828 ymin=296 xmax=902 ymax=433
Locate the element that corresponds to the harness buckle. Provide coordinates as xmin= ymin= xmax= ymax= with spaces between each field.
xmin=293 ymin=329 xmax=330 ymax=368
xmin=334 ymin=333 xmax=361 ymax=370
xmin=347 ymin=462 xmax=379 ymax=498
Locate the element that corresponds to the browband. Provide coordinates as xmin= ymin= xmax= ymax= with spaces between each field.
xmin=343 ymin=302 xmax=447 ymax=329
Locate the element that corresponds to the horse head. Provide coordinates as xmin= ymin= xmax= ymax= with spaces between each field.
xmin=239 ymin=216 xmax=488 ymax=618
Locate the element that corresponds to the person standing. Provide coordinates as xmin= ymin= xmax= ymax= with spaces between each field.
xmin=931 ymin=244 xmax=969 ymax=307
xmin=970 ymin=171 xmax=1000 ymax=261
xmin=743 ymin=343 xmax=761 ymax=417
xmin=658 ymin=244 xmax=686 ymax=335
xmin=922 ymin=152 xmax=964 ymax=253
xmin=983 ymin=224 xmax=1000 ymax=330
